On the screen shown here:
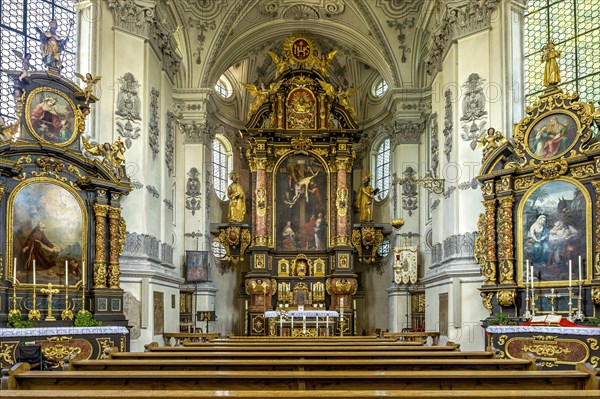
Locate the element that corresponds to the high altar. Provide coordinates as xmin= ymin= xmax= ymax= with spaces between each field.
xmin=215 ymin=35 xmax=384 ymax=336
xmin=0 ymin=44 xmax=131 ymax=366
xmin=476 ymin=53 xmax=600 ymax=367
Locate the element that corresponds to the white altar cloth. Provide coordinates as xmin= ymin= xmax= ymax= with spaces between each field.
xmin=264 ymin=310 xmax=339 ymax=318
xmin=0 ymin=326 xmax=129 ymax=338
xmin=486 ymin=325 xmax=600 ymax=336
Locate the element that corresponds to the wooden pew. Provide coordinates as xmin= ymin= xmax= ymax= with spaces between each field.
xmin=163 ymin=333 xmax=220 ymax=346
xmin=384 ymin=331 xmax=441 ymax=345
xmin=3 ymin=362 xmax=598 ymax=391
xmin=66 ymin=357 xmax=537 ymax=372
xmin=3 ymin=389 xmax=600 ymax=398
xmin=109 ymin=349 xmax=495 ymax=360
xmin=3 ymin=390 xmax=600 ymax=398
xmin=181 ymin=340 xmax=424 ymax=347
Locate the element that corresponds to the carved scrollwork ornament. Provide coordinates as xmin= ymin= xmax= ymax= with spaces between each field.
xmin=591 ymin=287 xmax=600 ymax=305
xmin=497 ymin=290 xmax=516 ymax=307
xmin=514 ymin=176 xmax=535 ymax=191
xmin=336 ymin=187 xmax=348 ymax=217
xmin=481 ymin=292 xmax=493 ymax=314
xmin=498 ymin=197 xmax=515 ymax=284
xmin=474 ymin=213 xmax=487 ymax=266
xmin=534 ymin=159 xmax=569 ymax=180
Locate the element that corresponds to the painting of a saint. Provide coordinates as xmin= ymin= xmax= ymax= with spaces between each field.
xmin=527 ymin=113 xmax=578 ymax=159
xmin=521 ymin=180 xmax=587 ymax=283
xmin=11 ymin=181 xmax=85 ymax=286
xmin=27 ymin=89 xmax=76 ymax=144
xmin=276 ymin=154 xmax=327 ymax=251
xmin=186 ymin=251 xmax=209 ymax=282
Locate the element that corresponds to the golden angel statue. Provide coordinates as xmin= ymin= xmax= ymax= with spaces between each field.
xmin=318 ymin=80 xmax=359 ymax=121
xmin=542 ymin=43 xmax=561 ymax=87
xmin=476 ymin=127 xmax=507 ymax=159
xmin=75 ymin=72 xmax=102 ymax=103
xmin=82 ymin=136 xmax=127 ymax=176
xmin=227 ymin=172 xmax=246 ymax=223
xmin=267 ymin=50 xmax=289 ymax=78
xmin=355 ymin=175 xmax=379 ymax=223
xmin=315 ymin=50 xmax=337 ymax=76
xmin=241 ymin=80 xmax=282 ymax=120
xmin=0 ymin=89 xmax=25 ymax=141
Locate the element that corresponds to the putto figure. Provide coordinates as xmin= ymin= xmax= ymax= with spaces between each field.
xmin=36 ymin=19 xmax=73 ymax=70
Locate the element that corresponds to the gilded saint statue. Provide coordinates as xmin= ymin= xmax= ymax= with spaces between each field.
xmin=227 ymin=172 xmax=246 ymax=223
xmin=542 ymin=43 xmax=561 ymax=87
xmin=355 ymin=175 xmax=379 ymax=223
xmin=35 ymin=19 xmax=73 ymax=70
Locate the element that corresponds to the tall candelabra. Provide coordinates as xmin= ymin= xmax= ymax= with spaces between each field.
xmin=574 ymin=280 xmax=585 ymax=321
xmin=8 ymin=281 xmax=21 ymax=318
xmin=28 ymin=284 xmax=41 ymax=321
xmin=62 ymin=283 xmax=74 ymax=320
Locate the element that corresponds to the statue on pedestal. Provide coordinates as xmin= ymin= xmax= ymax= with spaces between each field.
xmin=35 ymin=19 xmax=73 ymax=70
xmin=227 ymin=172 xmax=246 ymax=223
xmin=355 ymin=175 xmax=379 ymax=223
xmin=542 ymin=43 xmax=561 ymax=87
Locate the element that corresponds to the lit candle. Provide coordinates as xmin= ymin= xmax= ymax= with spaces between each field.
xmin=65 ymin=260 xmax=69 ymax=286
xmin=340 ymin=297 xmax=344 ymax=308
xmin=525 ymin=260 xmax=529 ymax=287
xmin=530 ymin=264 xmax=534 ymax=290
xmin=568 ymin=259 xmax=572 ymax=287
xmin=33 ymin=259 xmax=36 ymax=285
xmin=13 ymin=257 xmax=16 ymax=285
xmin=578 ymin=256 xmax=582 ymax=282
xmin=82 ymin=261 xmax=85 ymax=285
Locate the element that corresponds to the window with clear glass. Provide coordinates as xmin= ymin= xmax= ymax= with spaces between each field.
xmin=212 ymin=138 xmax=229 ymax=200
xmin=215 ymin=77 xmax=232 ymax=98
xmin=0 ymin=0 xmax=77 ymax=123
xmin=373 ymin=78 xmax=388 ymax=97
xmin=377 ymin=238 xmax=390 ymax=257
xmin=374 ymin=137 xmax=391 ymax=201
xmin=524 ymin=0 xmax=600 ymax=104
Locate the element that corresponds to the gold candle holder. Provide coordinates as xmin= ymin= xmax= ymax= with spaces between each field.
xmin=8 ymin=281 xmax=21 ymax=318
xmin=40 ymin=283 xmax=59 ymax=321
xmin=28 ymin=284 xmax=41 ymax=321
xmin=62 ymin=283 xmax=74 ymax=321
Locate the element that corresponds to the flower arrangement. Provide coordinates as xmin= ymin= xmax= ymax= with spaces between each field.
xmin=276 ymin=309 xmax=291 ymax=321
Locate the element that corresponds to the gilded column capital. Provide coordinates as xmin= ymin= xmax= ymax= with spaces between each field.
xmin=93 ymin=203 xmax=110 ymax=217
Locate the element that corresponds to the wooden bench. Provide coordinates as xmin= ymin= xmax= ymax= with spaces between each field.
xmin=163 ymin=333 xmax=220 ymax=346
xmin=66 ymin=357 xmax=537 ymax=372
xmin=2 ymin=390 xmax=600 ymax=398
xmin=3 ymin=362 xmax=598 ymax=391
xmin=384 ymin=331 xmax=441 ymax=345
xmin=3 ymin=389 xmax=600 ymax=398
xmin=181 ymin=340 xmax=424 ymax=347
xmin=109 ymin=350 xmax=496 ymax=360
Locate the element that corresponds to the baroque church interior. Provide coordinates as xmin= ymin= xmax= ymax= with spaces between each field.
xmin=1 ymin=0 xmax=600 ymax=385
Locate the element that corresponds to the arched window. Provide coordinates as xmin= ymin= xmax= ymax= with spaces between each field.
xmin=524 ymin=0 xmax=600 ymax=104
xmin=373 ymin=137 xmax=391 ymax=202
xmin=0 ymin=1 xmax=77 ymax=123
xmin=372 ymin=78 xmax=388 ymax=97
xmin=215 ymin=77 xmax=232 ymax=98
xmin=212 ymin=136 xmax=232 ymax=201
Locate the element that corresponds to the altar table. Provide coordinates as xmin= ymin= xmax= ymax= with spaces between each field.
xmin=486 ymin=325 xmax=600 ymax=369
xmin=265 ymin=310 xmax=339 ymax=336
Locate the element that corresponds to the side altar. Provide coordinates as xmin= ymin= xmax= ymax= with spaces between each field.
xmin=0 ymin=20 xmax=132 ymax=365
xmin=214 ymin=34 xmax=386 ymax=336
xmin=476 ymin=44 xmax=600 ymax=367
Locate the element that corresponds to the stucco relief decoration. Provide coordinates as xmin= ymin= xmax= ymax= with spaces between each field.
xmin=425 ymin=0 xmax=501 ymax=75
xmin=165 ymin=111 xmax=175 ymax=176
xmin=185 ymin=167 xmax=202 ymax=215
xmin=149 ymin=19 xmax=182 ymax=78
xmin=431 ymin=112 xmax=439 ymax=175
xmin=148 ymin=88 xmax=160 ymax=160
xmin=108 ymin=0 xmax=155 ymax=37
xmin=402 ymin=166 xmax=418 ymax=216
xmin=375 ymin=0 xmax=423 ymax=19
xmin=393 ymin=246 xmax=418 ymax=285
xmin=443 ymin=89 xmax=453 ymax=162
xmin=393 ymin=119 xmax=423 ymax=146
xmin=260 ymin=0 xmax=345 ymax=18
xmin=461 ymin=73 xmax=488 ymax=150
xmin=387 ymin=17 xmax=415 ymax=63
xmin=178 ymin=120 xmax=214 ymax=145
xmin=115 ymin=73 xmax=141 ymax=149
xmin=122 ymin=232 xmax=160 ymax=259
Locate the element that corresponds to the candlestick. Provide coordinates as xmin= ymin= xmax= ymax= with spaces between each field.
xmin=578 ymin=256 xmax=582 ymax=282
xmin=530 ymin=264 xmax=534 ymax=290
xmin=569 ymin=259 xmax=572 ymax=287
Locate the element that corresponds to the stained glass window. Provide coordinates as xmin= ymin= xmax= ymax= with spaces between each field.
xmin=374 ymin=137 xmax=391 ymax=202
xmin=212 ymin=137 xmax=230 ymax=201
xmin=0 ymin=0 xmax=76 ymax=123
xmin=524 ymin=0 xmax=600 ymax=104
